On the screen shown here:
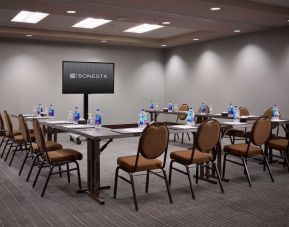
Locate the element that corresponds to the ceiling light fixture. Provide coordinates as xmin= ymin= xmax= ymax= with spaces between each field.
xmin=11 ymin=10 xmax=49 ymax=24
xmin=124 ymin=23 xmax=164 ymax=33
xmin=161 ymin=44 xmax=167 ymax=47
xmin=101 ymin=40 xmax=107 ymax=43
xmin=234 ymin=29 xmax=241 ymax=33
xmin=210 ymin=7 xmax=221 ymax=11
xmin=26 ymin=34 xmax=32 ymax=37
xmin=66 ymin=10 xmax=76 ymax=14
xmin=193 ymin=38 xmax=199 ymax=41
xmin=162 ymin=22 xmax=171 ymax=25
xmin=72 ymin=18 xmax=111 ymax=29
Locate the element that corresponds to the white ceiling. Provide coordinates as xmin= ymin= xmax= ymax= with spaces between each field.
xmin=0 ymin=0 xmax=288 ymax=48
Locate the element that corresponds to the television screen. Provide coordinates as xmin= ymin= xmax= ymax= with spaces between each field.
xmin=62 ymin=61 xmax=114 ymax=94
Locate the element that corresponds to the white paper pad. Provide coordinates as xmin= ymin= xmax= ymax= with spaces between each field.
xmin=44 ymin=121 xmax=74 ymax=124
xmin=240 ymin=115 xmax=259 ymax=118
xmin=26 ymin=116 xmax=49 ymax=119
xmin=170 ymin=125 xmax=197 ymax=129
xmin=271 ymin=119 xmax=288 ymax=122
xmin=23 ymin=114 xmax=35 ymax=117
xmin=62 ymin=124 xmax=95 ymax=129
xmin=223 ymin=122 xmax=247 ymax=126
xmin=121 ymin=128 xmax=144 ymax=133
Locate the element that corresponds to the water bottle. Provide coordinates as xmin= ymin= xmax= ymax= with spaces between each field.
xmin=209 ymin=105 xmax=213 ymax=114
xmin=168 ymin=101 xmax=173 ymax=112
xmin=186 ymin=108 xmax=193 ymax=125
xmin=272 ymin=104 xmax=277 ymax=120
xmin=95 ymin=109 xmax=102 ymax=128
xmin=155 ymin=102 xmax=159 ymax=110
xmin=275 ymin=105 xmax=280 ymax=120
xmin=149 ymin=100 xmax=154 ymax=110
xmin=67 ymin=111 xmax=73 ymax=122
xmin=200 ymin=102 xmax=206 ymax=114
xmin=37 ymin=104 xmax=42 ymax=116
xmin=233 ymin=106 xmax=240 ymax=122
xmin=138 ymin=109 xmax=145 ymax=128
xmin=74 ymin=107 xmax=80 ymax=124
xmin=48 ymin=104 xmax=55 ymax=120
xmin=228 ymin=103 xmax=233 ymax=117
xmin=143 ymin=109 xmax=148 ymax=125
xmin=32 ymin=106 xmax=37 ymax=116
xmin=174 ymin=104 xmax=178 ymax=112
xmin=86 ymin=113 xmax=93 ymax=125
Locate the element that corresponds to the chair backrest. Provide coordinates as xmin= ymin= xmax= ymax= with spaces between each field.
xmin=178 ymin=104 xmax=189 ymax=121
xmin=18 ymin=114 xmax=31 ymax=143
xmin=194 ymin=119 xmax=220 ymax=153
xmin=250 ymin=115 xmax=271 ymax=146
xmin=0 ymin=113 xmax=5 ymax=131
xmin=239 ymin=107 xmax=249 ymax=116
xmin=264 ymin=107 xmax=278 ymax=129
xmin=32 ymin=119 xmax=49 ymax=159
xmin=3 ymin=110 xmax=13 ymax=137
xmin=196 ymin=105 xmax=209 ymax=124
xmin=138 ymin=122 xmax=169 ymax=160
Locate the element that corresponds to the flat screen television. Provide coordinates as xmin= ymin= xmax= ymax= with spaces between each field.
xmin=62 ymin=61 xmax=114 ymax=94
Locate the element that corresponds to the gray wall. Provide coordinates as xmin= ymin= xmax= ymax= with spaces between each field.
xmin=164 ymin=27 xmax=289 ymax=118
xmin=0 ymin=40 xmax=165 ymax=124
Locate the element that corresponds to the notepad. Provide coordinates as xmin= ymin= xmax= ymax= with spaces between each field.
xmin=112 ymin=128 xmax=144 ymax=133
xmin=170 ymin=125 xmax=197 ymax=129
xmin=62 ymin=124 xmax=95 ymax=129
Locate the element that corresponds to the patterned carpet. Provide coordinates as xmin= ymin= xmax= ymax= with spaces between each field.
xmin=0 ymin=134 xmax=289 ymax=227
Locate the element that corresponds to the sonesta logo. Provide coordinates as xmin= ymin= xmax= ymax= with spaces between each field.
xmin=69 ymin=73 xmax=108 ymax=79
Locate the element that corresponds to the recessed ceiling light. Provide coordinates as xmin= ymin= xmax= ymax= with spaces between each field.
xmin=101 ymin=40 xmax=107 ymax=43
xmin=193 ymin=38 xmax=199 ymax=41
xmin=124 ymin=23 xmax=164 ymax=33
xmin=11 ymin=10 xmax=49 ymax=24
xmin=234 ymin=29 xmax=241 ymax=33
xmin=162 ymin=21 xmax=171 ymax=25
xmin=72 ymin=18 xmax=111 ymax=29
xmin=210 ymin=7 xmax=221 ymax=11
xmin=66 ymin=10 xmax=76 ymax=14
xmin=26 ymin=34 xmax=32 ymax=37
xmin=287 ymin=18 xmax=289 ymax=22
xmin=161 ymin=44 xmax=167 ymax=47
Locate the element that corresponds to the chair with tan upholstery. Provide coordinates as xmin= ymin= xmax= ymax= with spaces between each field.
xmin=264 ymin=107 xmax=280 ymax=136
xmin=267 ymin=137 xmax=289 ymax=171
xmin=31 ymin=119 xmax=83 ymax=197
xmin=227 ymin=106 xmax=250 ymax=144
xmin=174 ymin=103 xmax=192 ymax=143
xmin=0 ymin=111 xmax=22 ymax=159
xmin=195 ymin=104 xmax=209 ymax=124
xmin=113 ymin=122 xmax=173 ymax=211
xmin=222 ymin=116 xmax=274 ymax=187
xmin=169 ymin=119 xmax=224 ymax=199
xmin=2 ymin=110 xmax=30 ymax=166
xmin=17 ymin=114 xmax=63 ymax=178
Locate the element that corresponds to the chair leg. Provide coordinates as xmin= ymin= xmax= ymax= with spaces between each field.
xmin=168 ymin=160 xmax=174 ymax=185
xmin=113 ymin=166 xmax=120 ymax=199
xmin=0 ymin=136 xmax=5 ymax=149
xmin=4 ymin=143 xmax=13 ymax=162
xmin=1 ymin=139 xmax=9 ymax=158
xmin=162 ymin=169 xmax=173 ymax=203
xmin=283 ymin=151 xmax=289 ymax=172
xmin=9 ymin=144 xmax=20 ymax=166
xmin=185 ymin=165 xmax=195 ymax=199
xmin=263 ymin=154 xmax=274 ymax=182
xmin=33 ymin=160 xmax=44 ymax=188
xmin=129 ymin=173 xmax=138 ymax=211
xmin=186 ymin=133 xmax=191 ymax=141
xmin=75 ymin=161 xmax=82 ymax=190
xmin=196 ymin=164 xmax=199 ymax=184
xmin=58 ymin=165 xmax=62 ymax=178
xmin=19 ymin=148 xmax=30 ymax=175
xmin=41 ymin=165 xmax=54 ymax=197
xmin=222 ymin=153 xmax=228 ymax=179
xmin=66 ymin=163 xmax=70 ymax=183
xmin=181 ymin=133 xmax=184 ymax=144
xmin=145 ymin=170 xmax=149 ymax=193
xmin=241 ymin=157 xmax=252 ymax=187
xmin=26 ymin=154 xmax=39 ymax=182
xmin=213 ymin=162 xmax=224 ymax=193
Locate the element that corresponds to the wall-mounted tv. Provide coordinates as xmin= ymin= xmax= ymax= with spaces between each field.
xmin=62 ymin=61 xmax=114 ymax=94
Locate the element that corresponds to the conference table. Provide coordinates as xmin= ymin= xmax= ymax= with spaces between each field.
xmin=39 ymin=120 xmax=197 ymax=205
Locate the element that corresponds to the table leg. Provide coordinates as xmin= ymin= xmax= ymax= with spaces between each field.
xmin=87 ymin=139 xmax=104 ymax=205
